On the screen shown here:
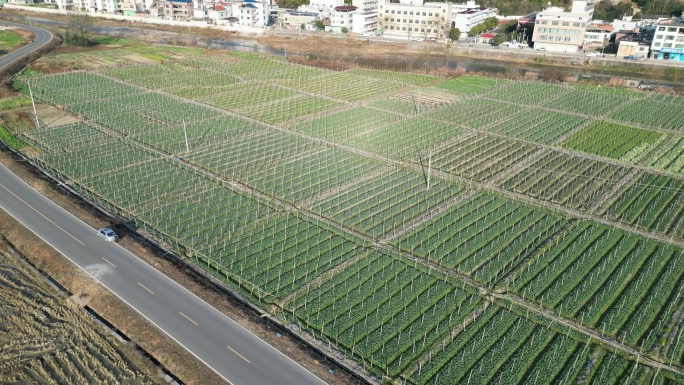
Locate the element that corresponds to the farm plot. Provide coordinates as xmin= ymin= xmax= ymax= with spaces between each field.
xmin=485 ymin=81 xmax=562 ymax=105
xmin=610 ymin=95 xmax=684 ymax=131
xmin=603 ymin=172 xmax=684 ymax=238
xmin=104 ymin=63 xmax=240 ymax=94
xmin=348 ymin=116 xmax=466 ymax=160
xmin=133 ymin=115 xmax=264 ymax=154
xmin=394 ymin=192 xmax=566 ymax=286
xmin=427 ymin=97 xmax=522 ymax=129
xmin=82 ymin=159 xmax=273 ymax=249
xmin=72 ymin=92 xmax=222 ymax=137
xmin=646 ymin=135 xmax=684 ymax=174
xmin=541 ymin=86 xmax=637 ymax=116
xmin=346 ymin=68 xmax=440 ymax=86
xmin=408 ymin=303 xmax=679 ymax=385
xmin=200 ymin=213 xmax=362 ymax=302
xmin=500 ymin=148 xmax=631 ymax=210
xmin=0 ymin=251 xmax=158 ymax=384
xmin=38 ymin=138 xmax=155 ymax=181
xmin=485 ymin=108 xmax=587 ymax=145
xmin=430 ymin=132 xmax=540 ymax=182
xmin=27 ymin=71 xmax=136 ymax=106
xmin=186 ymin=129 xmax=316 ymax=181
xmin=285 ymin=251 xmax=481 ymax=377
xmin=198 ymin=82 xmax=299 ymax=111
xmin=21 ymin=122 xmax=114 ymax=152
xmin=244 ymin=147 xmax=385 ymax=204
xmin=434 ymin=75 xmax=503 ymax=95
xmin=194 ymin=56 xmax=331 ymax=81
xmin=562 ymin=120 xmax=662 ymax=160
xmin=291 ymin=107 xmax=400 ymax=142
xmin=238 ymin=94 xmax=344 ymax=123
xmin=289 ymin=72 xmax=409 ymax=102
xmin=510 ymin=221 xmax=684 ymax=358
xmin=310 ymin=166 xmax=466 ymax=238
xmin=370 ymin=88 xmax=461 ymax=115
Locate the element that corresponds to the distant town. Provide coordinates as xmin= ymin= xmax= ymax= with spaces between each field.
xmin=2 ymin=0 xmax=683 ymax=62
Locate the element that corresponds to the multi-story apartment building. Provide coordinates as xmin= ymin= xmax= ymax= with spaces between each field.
xmin=377 ymin=0 xmax=449 ymax=40
xmin=650 ymin=17 xmax=684 ymax=61
xmin=451 ymin=6 xmax=496 ymax=34
xmin=531 ymin=0 xmax=594 ymax=52
xmin=150 ymin=0 xmax=193 ymax=20
xmin=351 ymin=0 xmax=377 ymax=34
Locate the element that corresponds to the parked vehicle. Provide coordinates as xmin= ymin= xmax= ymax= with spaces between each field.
xmin=586 ymin=52 xmax=600 ymax=57
xmin=97 ymin=227 xmax=119 ymax=242
xmin=536 ymin=47 xmax=547 ymax=52
xmin=624 ymin=55 xmax=641 ymax=60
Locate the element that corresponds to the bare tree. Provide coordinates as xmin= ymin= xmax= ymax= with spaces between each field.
xmin=64 ymin=13 xmax=93 ymax=46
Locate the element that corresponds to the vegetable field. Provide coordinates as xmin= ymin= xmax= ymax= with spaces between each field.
xmin=10 ymin=49 xmax=684 ymax=384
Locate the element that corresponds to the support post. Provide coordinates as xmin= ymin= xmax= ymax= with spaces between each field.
xmin=183 ymin=118 xmax=189 ymax=153
xmin=28 ymin=81 xmax=40 ymax=129
xmin=427 ymin=150 xmax=432 ymax=189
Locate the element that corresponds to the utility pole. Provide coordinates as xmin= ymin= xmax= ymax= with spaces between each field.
xmin=28 ymin=81 xmax=40 ymax=129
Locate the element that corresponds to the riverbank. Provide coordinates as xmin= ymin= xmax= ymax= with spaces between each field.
xmin=2 ymin=6 xmax=683 ymax=89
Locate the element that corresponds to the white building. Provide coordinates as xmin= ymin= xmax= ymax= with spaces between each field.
xmin=7 ymin=0 xmax=35 ymax=4
xmin=329 ymin=5 xmax=356 ymax=32
xmin=650 ymin=17 xmax=684 ymax=61
xmin=531 ymin=0 xmax=595 ymax=53
xmin=377 ymin=0 xmax=450 ymax=40
xmin=451 ymin=6 xmax=496 ymax=34
xmin=351 ymin=0 xmax=378 ymax=34
xmin=611 ymin=15 xmax=643 ymax=32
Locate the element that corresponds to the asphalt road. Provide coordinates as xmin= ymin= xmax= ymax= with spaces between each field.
xmin=0 ymin=21 xmax=54 ymax=70
xmin=0 ymin=165 xmax=327 ymax=385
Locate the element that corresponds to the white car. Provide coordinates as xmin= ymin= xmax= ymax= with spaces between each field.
xmin=97 ymin=227 xmax=119 ymax=242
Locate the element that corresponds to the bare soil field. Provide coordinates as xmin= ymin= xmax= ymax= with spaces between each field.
xmin=0 ymin=239 xmax=161 ymax=384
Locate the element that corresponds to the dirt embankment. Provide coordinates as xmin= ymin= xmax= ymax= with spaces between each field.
xmin=0 ymin=238 xmax=162 ymax=384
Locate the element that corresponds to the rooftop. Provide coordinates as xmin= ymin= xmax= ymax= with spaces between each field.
xmin=334 ymin=5 xmax=357 ymax=11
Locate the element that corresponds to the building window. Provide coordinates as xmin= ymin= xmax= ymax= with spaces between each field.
xmin=666 ymin=35 xmax=675 ymax=40
xmin=573 ymin=22 xmax=580 ymax=27
xmin=541 ymin=20 xmax=547 ymax=25
xmin=402 ymin=27 xmax=406 ymax=30
xmin=409 ymin=11 xmax=413 ymax=15
xmin=429 ymin=12 xmax=432 ymax=16
xmin=663 ymin=43 xmax=673 ymax=47
xmin=385 ymin=10 xmax=388 ymax=13
xmin=655 ymin=34 xmax=663 ymax=40
xmin=562 ymin=21 xmax=569 ymax=26
xmin=422 ymin=12 xmax=426 ymax=16
xmin=658 ymin=26 xmax=665 ymax=31
xmin=654 ymin=42 xmax=661 ymax=47
xmin=551 ymin=21 xmax=559 ymax=26
xmin=667 ymin=27 xmax=677 ymax=32
xmin=676 ymin=44 xmax=684 ymax=48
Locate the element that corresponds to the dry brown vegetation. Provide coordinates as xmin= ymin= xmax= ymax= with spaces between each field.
xmin=0 ymin=241 xmax=161 ymax=385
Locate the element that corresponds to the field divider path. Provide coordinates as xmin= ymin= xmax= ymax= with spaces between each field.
xmin=490 ymin=147 xmax=548 ymax=183
xmin=301 ymin=166 xmax=392 ymax=208
xmin=378 ymin=190 xmax=478 ymax=244
xmin=491 ymin=294 xmax=684 ymax=376
xmin=401 ymin=300 xmax=492 ymax=379
xmin=276 ymin=249 xmax=373 ymax=310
